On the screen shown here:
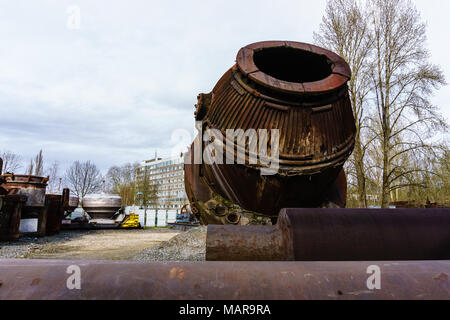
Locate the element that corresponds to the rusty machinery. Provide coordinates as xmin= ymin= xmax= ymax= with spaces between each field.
xmin=0 ymin=160 xmax=28 ymax=241
xmin=184 ymin=41 xmax=355 ymax=225
xmin=0 ymin=158 xmax=29 ymax=240
xmin=44 ymin=189 xmax=70 ymax=236
xmin=0 ymin=42 xmax=448 ymax=300
xmin=0 ymin=157 xmax=74 ymax=238
xmin=183 ymin=41 xmax=449 ymax=260
xmin=1 ymin=173 xmax=49 ymax=237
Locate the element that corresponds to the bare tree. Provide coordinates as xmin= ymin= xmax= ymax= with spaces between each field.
xmin=391 ymin=143 xmax=449 ymax=204
xmin=26 ymin=149 xmax=44 ymax=176
xmin=26 ymin=159 xmax=34 ymax=175
xmin=314 ymin=0 xmax=447 ymax=208
xmin=64 ymin=160 xmax=103 ymax=198
xmin=314 ymin=0 xmax=375 ymax=207
xmin=46 ymin=161 xmax=61 ymax=193
xmin=369 ymin=0 xmax=446 ymax=207
xmin=0 ymin=150 xmax=22 ymax=173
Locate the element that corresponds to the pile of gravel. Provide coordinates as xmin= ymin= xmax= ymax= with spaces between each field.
xmin=132 ymin=226 xmax=207 ymax=261
xmin=0 ymin=241 xmax=35 ymax=259
xmin=0 ymin=232 xmax=72 ymax=259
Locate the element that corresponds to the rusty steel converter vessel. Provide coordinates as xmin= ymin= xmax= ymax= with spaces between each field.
xmin=185 ymin=41 xmax=355 ymax=224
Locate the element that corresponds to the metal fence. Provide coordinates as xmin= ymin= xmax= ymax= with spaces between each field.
xmin=124 ymin=206 xmax=177 ymax=227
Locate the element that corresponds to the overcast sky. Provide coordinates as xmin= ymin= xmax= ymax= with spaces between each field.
xmin=0 ymin=0 xmax=448 ymax=174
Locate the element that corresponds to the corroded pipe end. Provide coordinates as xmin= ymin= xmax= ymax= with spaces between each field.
xmin=206 ymin=210 xmax=294 ymax=261
xmin=236 ymin=40 xmax=351 ymax=95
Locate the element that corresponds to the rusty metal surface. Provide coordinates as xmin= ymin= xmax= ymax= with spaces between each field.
xmin=185 ymin=41 xmax=355 ymax=220
xmin=1 ymin=174 xmax=48 ymax=208
xmin=185 ymin=159 xmax=348 ymax=223
xmin=0 ymin=173 xmax=49 ymax=237
xmin=44 ymin=189 xmax=70 ymax=236
xmin=0 ymin=259 xmax=448 ymax=300
xmin=286 ymin=208 xmax=450 ymax=261
xmin=207 ymin=209 xmax=294 ymax=260
xmin=206 ymin=208 xmax=450 ymax=261
xmin=0 ymin=194 xmax=27 ymax=241
xmin=44 ymin=194 xmax=62 ymax=235
xmin=237 ymin=41 xmax=351 ymax=95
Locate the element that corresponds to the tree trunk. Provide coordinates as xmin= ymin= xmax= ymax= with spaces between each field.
xmin=353 ymin=134 xmax=367 ymax=207
xmin=381 ymin=133 xmax=391 ymax=208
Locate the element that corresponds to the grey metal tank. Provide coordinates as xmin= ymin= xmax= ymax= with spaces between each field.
xmin=82 ymin=193 xmax=122 ymax=219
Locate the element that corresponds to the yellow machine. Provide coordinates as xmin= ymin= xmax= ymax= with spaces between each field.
xmin=119 ymin=213 xmax=141 ymax=228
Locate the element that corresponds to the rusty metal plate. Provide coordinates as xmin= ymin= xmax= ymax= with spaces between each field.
xmin=0 ymin=259 xmax=448 ymax=300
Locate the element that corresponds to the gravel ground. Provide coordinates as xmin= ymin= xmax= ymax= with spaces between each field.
xmin=0 ymin=231 xmax=84 ymax=259
xmin=132 ymin=226 xmax=207 ymax=261
xmin=0 ymin=229 xmax=180 ymax=260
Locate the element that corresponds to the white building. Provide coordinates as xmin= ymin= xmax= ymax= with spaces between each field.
xmin=137 ymin=155 xmax=187 ymax=212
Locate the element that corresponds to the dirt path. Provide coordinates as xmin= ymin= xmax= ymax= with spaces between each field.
xmin=22 ymin=229 xmax=180 ymax=260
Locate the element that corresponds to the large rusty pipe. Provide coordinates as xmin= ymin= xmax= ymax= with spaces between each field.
xmin=206 ymin=208 xmax=450 ymax=261
xmin=0 ymin=259 xmax=448 ymax=300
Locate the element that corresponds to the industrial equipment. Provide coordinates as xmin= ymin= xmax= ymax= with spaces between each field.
xmin=62 ymin=195 xmax=141 ymax=229
xmin=82 ymin=193 xmax=122 ymax=220
xmin=0 ymin=194 xmax=27 ymax=241
xmin=0 ymin=41 xmax=448 ymax=301
xmin=119 ymin=213 xmax=141 ymax=229
xmin=0 ymin=172 xmax=49 ymax=236
xmin=168 ymin=204 xmax=201 ymax=231
xmin=184 ymin=40 xmax=355 ymax=225
xmin=44 ymin=189 xmax=70 ymax=236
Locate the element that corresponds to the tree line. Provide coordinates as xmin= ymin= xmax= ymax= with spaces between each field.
xmin=314 ymin=0 xmax=449 ymax=207
xmin=0 ymin=149 xmax=158 ymax=204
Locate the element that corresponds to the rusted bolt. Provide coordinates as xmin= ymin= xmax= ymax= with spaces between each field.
xmin=215 ymin=204 xmax=227 ymax=217
xmin=225 ymin=212 xmax=240 ymax=224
